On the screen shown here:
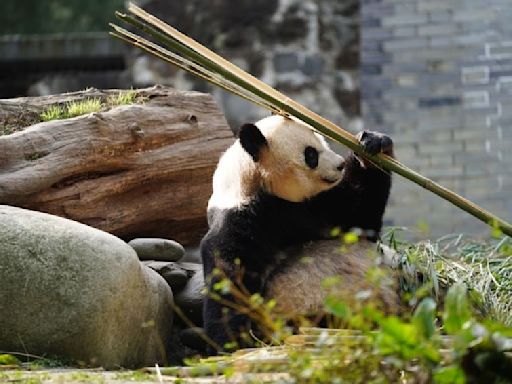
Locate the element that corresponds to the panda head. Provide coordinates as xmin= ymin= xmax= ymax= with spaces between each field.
xmin=239 ymin=115 xmax=344 ymax=203
xmin=210 ymin=115 xmax=344 ymax=210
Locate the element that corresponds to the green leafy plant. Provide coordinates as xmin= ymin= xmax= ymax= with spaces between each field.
xmin=0 ymin=354 xmax=20 ymax=366
xmin=166 ymin=235 xmax=512 ymax=383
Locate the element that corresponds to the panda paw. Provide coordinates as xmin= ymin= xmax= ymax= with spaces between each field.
xmin=356 ymin=130 xmax=394 ymax=156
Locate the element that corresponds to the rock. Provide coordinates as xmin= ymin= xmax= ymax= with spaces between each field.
xmin=273 ymin=53 xmax=299 ymax=73
xmin=0 ymin=205 xmax=174 ymax=369
xmin=176 ymin=261 xmax=204 ymax=272
xmin=276 ymin=16 xmax=308 ymax=43
xmin=128 ymin=238 xmax=185 ymax=262
xmin=142 ymin=261 xmax=189 ymax=289
xmin=179 ymin=327 xmax=209 ymax=353
xmin=174 ymin=266 xmax=205 ymax=326
xmin=181 ymin=247 xmax=202 ymax=264
xmin=302 ymin=55 xmax=326 ymax=79
xmin=162 ymin=269 xmax=189 ymax=289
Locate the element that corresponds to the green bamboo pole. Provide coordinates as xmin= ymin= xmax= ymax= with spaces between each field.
xmin=113 ymin=13 xmax=283 ymax=113
xmin=111 ymin=3 xmax=512 ymax=237
xmin=109 ymin=26 xmax=278 ymax=112
xmin=113 ymin=8 xmax=365 ymax=152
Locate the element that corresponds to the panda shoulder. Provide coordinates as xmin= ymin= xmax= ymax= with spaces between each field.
xmin=208 ymin=141 xmax=259 ymax=212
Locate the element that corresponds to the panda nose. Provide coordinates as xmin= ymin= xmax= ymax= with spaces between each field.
xmin=337 ymin=161 xmax=345 ymax=171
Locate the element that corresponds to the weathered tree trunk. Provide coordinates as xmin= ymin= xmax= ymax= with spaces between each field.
xmin=0 ymin=86 xmax=233 ymax=245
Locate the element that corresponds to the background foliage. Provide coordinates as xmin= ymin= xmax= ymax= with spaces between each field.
xmin=0 ymin=0 xmax=126 ymax=35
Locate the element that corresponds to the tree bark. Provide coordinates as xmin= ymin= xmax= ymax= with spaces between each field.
xmin=0 ymin=86 xmax=234 ymax=245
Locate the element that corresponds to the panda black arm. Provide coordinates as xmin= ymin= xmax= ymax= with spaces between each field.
xmin=200 ymin=229 xmax=267 ymax=352
xmin=341 ymin=152 xmax=392 ymax=234
xmin=201 ymin=194 xmax=308 ymax=352
xmin=309 ymin=131 xmax=393 ymax=237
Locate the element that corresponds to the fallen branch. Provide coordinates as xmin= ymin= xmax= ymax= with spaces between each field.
xmin=0 ymin=87 xmax=233 ymax=245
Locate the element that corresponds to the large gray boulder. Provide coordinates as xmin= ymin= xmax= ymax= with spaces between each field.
xmin=0 ymin=205 xmax=174 ymax=368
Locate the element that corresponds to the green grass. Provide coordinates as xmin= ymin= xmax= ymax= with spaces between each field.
xmin=114 ymin=370 xmax=155 ymax=381
xmin=39 ymin=104 xmax=65 ymax=122
xmin=1 ymin=125 xmax=15 ymax=135
xmin=106 ymin=88 xmax=139 ymax=106
xmin=0 ymin=353 xmax=153 ymax=383
xmin=0 ymin=370 xmax=153 ymax=383
xmin=1 ymin=88 xmax=143 ymax=136
xmin=39 ymin=90 xmax=145 ymax=123
xmin=66 ymin=98 xmax=103 ymax=118
xmin=386 ymin=230 xmax=512 ymax=326
xmin=40 ymin=99 xmax=102 ymax=122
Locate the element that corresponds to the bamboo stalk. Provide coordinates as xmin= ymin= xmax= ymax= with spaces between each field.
xmin=111 ymin=3 xmax=512 ymax=237
xmin=109 ymin=26 xmax=277 ymax=112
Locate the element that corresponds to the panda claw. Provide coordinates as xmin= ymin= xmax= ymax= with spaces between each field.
xmin=380 ymin=136 xmax=394 ymax=156
xmin=364 ymin=140 xmax=382 ymax=155
xmin=357 ymin=130 xmax=393 ymax=156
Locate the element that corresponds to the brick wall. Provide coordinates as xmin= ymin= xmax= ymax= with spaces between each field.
xmin=362 ymin=0 xmax=512 ymax=237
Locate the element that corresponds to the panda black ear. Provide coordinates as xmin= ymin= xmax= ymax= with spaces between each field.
xmin=239 ymin=123 xmax=268 ymax=162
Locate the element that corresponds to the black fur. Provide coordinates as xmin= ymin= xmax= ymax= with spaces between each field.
xmin=201 ymin=130 xmax=393 ymax=353
xmin=239 ymin=123 xmax=268 ymax=162
xmin=309 ymin=154 xmax=392 ymax=239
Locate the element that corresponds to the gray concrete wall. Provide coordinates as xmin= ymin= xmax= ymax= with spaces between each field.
xmin=135 ymin=0 xmax=360 ymax=133
xmin=361 ymin=0 xmax=512 ymax=237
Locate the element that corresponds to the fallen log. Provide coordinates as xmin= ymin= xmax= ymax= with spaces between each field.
xmin=0 ymin=86 xmax=234 ymax=245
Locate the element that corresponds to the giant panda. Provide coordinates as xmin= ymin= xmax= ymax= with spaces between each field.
xmin=200 ymin=115 xmax=396 ymax=352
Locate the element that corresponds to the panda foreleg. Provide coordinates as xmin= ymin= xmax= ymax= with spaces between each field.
xmin=202 ymin=291 xmax=249 ymax=353
xmin=330 ymin=130 xmax=394 ymax=235
xmin=201 ymin=236 xmax=266 ymax=353
xmin=203 ymin=271 xmax=264 ymax=353
xmin=351 ymin=130 xmax=394 ymax=234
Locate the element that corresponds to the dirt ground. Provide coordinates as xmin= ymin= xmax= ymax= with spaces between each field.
xmin=0 ymin=368 xmax=289 ymax=383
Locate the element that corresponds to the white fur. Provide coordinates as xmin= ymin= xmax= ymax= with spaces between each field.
xmin=208 ymin=115 xmax=343 ymax=210
xmin=208 ymin=141 xmax=259 ymax=210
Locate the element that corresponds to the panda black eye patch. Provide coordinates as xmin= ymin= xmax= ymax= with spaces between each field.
xmin=304 ymin=146 xmax=319 ymax=169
